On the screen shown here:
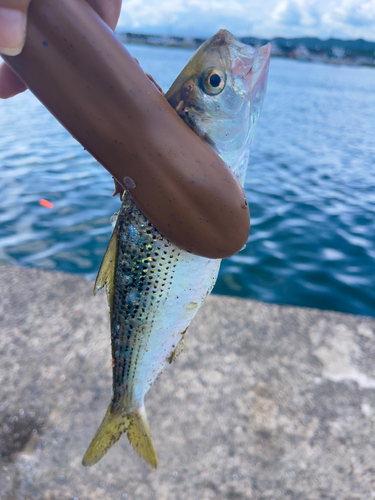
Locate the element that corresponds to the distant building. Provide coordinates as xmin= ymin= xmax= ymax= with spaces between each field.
xmin=331 ymin=46 xmax=345 ymax=59
xmin=270 ymin=42 xmax=283 ymax=56
xmin=294 ymin=44 xmax=311 ymax=61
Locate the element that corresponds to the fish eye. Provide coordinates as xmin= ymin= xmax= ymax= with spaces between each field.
xmin=202 ymin=68 xmax=225 ymax=96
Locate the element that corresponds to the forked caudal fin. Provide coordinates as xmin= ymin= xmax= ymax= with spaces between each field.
xmin=82 ymin=402 xmax=158 ymax=468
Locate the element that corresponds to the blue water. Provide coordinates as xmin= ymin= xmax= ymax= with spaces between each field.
xmin=1 ymin=44 xmax=375 ymax=316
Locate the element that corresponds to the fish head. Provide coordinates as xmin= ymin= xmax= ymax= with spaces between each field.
xmin=166 ymin=29 xmax=271 ymax=185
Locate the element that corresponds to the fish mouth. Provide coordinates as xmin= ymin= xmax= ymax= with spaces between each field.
xmin=249 ymin=43 xmax=271 ymax=93
xmin=230 ymin=39 xmax=271 ymax=96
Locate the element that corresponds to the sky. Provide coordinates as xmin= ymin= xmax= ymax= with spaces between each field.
xmin=117 ymin=0 xmax=375 ymax=42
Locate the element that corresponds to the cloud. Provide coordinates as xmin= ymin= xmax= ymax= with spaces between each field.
xmin=273 ymin=0 xmax=321 ymax=30
xmin=341 ymin=1 xmax=375 ymax=28
xmin=117 ymin=0 xmax=375 ymax=42
xmin=275 ymin=0 xmax=303 ymax=26
xmin=120 ymin=0 xmax=244 ymax=29
xmin=321 ymin=0 xmax=375 ymax=38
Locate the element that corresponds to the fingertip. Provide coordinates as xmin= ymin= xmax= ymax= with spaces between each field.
xmin=0 ymin=8 xmax=27 ymax=56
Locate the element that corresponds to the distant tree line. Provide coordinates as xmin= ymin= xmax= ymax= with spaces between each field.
xmin=117 ymin=31 xmax=375 ymax=64
xmin=241 ymin=36 xmax=375 ymax=58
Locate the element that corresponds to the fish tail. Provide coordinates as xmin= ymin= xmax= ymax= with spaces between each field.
xmin=82 ymin=402 xmax=128 ymax=467
xmin=127 ymin=405 xmax=158 ymax=469
xmin=82 ymin=402 xmax=158 ymax=468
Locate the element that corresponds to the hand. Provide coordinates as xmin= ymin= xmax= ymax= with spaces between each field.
xmin=0 ymin=0 xmax=122 ymax=98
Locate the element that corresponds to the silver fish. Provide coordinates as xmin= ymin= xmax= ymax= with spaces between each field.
xmin=83 ymin=29 xmax=271 ymax=468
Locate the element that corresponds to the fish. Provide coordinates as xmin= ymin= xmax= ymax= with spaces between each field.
xmin=82 ymin=29 xmax=271 ymax=469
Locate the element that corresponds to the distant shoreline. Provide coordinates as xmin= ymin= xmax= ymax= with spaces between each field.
xmin=117 ymin=31 xmax=375 ymax=68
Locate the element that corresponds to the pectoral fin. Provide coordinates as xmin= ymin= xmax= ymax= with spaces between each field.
xmin=168 ymin=336 xmax=187 ymax=364
xmin=94 ymin=226 xmax=118 ymax=313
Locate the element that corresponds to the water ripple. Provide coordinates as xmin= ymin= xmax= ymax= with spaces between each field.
xmin=1 ymin=47 xmax=375 ymax=316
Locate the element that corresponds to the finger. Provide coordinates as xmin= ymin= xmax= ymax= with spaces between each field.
xmin=86 ymin=0 xmax=122 ymax=31
xmin=0 ymin=61 xmax=26 ymax=98
xmin=0 ymin=0 xmax=122 ymax=98
xmin=0 ymin=1 xmax=30 ymax=55
xmin=112 ymin=178 xmax=124 ymax=199
xmin=145 ymin=73 xmax=164 ymax=95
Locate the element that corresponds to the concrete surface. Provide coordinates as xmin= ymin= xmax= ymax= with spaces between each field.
xmin=1 ymin=265 xmax=375 ymax=499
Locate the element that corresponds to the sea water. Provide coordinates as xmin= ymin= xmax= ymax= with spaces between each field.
xmin=0 ymin=44 xmax=374 ymax=316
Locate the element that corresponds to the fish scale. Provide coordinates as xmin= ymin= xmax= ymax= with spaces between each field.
xmin=82 ymin=29 xmax=271 ymax=469
xmin=112 ymin=195 xmax=218 ymax=408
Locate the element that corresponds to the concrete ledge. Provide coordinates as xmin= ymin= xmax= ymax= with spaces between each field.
xmin=1 ymin=266 xmax=375 ymax=499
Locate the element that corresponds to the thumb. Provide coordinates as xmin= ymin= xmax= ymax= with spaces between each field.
xmin=0 ymin=0 xmax=30 ymax=56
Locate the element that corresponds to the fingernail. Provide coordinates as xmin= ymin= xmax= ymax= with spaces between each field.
xmin=0 ymin=8 xmax=27 ymax=56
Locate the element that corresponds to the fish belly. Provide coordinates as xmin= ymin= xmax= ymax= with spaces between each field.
xmin=111 ymin=194 xmax=221 ymax=410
